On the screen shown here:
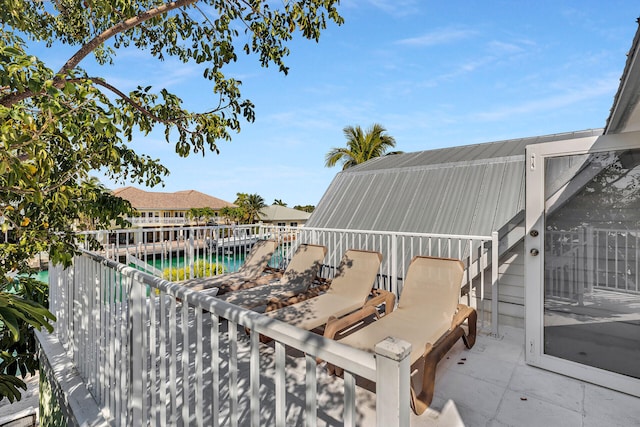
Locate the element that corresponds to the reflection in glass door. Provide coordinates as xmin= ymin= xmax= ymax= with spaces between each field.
xmin=543 ymin=149 xmax=640 ymax=379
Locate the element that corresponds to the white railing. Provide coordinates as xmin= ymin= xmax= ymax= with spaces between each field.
xmin=591 ymin=227 xmax=640 ymax=293
xmin=77 ymin=225 xmax=500 ymax=333
xmin=126 ymin=217 xmax=189 ymax=226
xmin=48 ymin=250 xmax=411 ymax=426
xmin=545 ymin=227 xmax=640 ymax=302
xmin=48 ymin=225 xmax=499 ymax=425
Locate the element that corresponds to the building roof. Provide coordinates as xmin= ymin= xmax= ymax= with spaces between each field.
xmin=605 ymin=18 xmax=640 ymax=134
xmin=308 ymin=21 xmax=640 ymax=238
xmin=259 ymin=205 xmax=311 ymax=222
xmin=306 ymin=129 xmax=602 ymax=236
xmin=112 ymin=187 xmax=235 ymax=210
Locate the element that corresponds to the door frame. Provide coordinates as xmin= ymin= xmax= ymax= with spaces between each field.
xmin=525 ymin=130 xmax=640 ymax=397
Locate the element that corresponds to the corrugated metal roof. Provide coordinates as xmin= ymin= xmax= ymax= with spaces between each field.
xmin=307 ymin=129 xmax=603 ymax=237
xmin=347 ymin=129 xmax=602 ymax=173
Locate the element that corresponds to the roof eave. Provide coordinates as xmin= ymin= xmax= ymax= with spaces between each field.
xmin=605 ymin=18 xmax=640 ymax=134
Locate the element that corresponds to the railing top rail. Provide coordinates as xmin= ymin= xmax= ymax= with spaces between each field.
xmin=80 ymin=249 xmax=377 ymax=380
xmin=296 ymin=225 xmax=494 ymax=241
xmin=79 ymin=225 xmax=495 ymax=242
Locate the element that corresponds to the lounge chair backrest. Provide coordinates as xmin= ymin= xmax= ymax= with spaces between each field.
xmin=326 ymin=249 xmax=382 ymax=301
xmin=398 ymin=256 xmax=464 ymax=324
xmin=280 ymin=244 xmax=327 ymax=287
xmin=237 ymin=239 xmax=278 ymax=277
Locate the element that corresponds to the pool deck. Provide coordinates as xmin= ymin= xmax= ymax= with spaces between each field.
xmin=2 ymin=325 xmax=639 ymax=426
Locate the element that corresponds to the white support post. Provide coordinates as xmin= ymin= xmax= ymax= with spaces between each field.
xmin=375 ymin=337 xmax=411 ymax=427
xmin=585 ymin=226 xmax=595 ymax=294
xmin=391 ymin=234 xmax=398 ymax=296
xmin=491 ymin=231 xmax=500 ymax=337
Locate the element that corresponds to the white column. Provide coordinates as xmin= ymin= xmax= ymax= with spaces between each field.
xmin=375 ymin=337 xmax=411 ymax=427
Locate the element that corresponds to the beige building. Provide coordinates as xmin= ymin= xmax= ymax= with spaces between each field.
xmin=113 ymin=186 xmax=235 ymax=228
xmin=258 ymin=205 xmax=311 ymax=227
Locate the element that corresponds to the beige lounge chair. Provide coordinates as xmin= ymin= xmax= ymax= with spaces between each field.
xmin=262 ymin=249 xmax=391 ymax=332
xmin=324 ymin=256 xmax=477 ymax=415
xmin=180 ymin=239 xmax=278 ymax=295
xmin=213 ymin=244 xmax=328 ymax=309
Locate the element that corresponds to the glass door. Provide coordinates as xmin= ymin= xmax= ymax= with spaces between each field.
xmin=525 ymin=132 xmax=640 ymax=396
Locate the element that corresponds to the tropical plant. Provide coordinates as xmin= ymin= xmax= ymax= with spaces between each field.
xmin=325 ymin=124 xmax=401 ymax=170
xmin=162 ymin=260 xmax=225 ymax=282
xmin=187 ymin=207 xmax=216 ymax=226
xmin=0 ymin=277 xmax=55 ymax=403
xmin=273 ymin=199 xmax=287 ymax=206
xmin=1 ymin=0 xmax=342 ymax=401
xmin=235 ymin=193 xmax=266 ymax=223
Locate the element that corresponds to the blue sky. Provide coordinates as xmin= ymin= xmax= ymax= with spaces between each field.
xmin=32 ymin=1 xmax=640 ymax=207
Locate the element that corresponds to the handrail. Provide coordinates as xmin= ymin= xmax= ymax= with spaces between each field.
xmin=83 ymin=249 xmax=377 ymax=380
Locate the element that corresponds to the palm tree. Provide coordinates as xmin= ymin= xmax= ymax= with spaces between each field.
xmin=234 ymin=192 xmax=266 ymax=223
xmin=273 ymin=199 xmax=287 ymax=206
xmin=245 ymin=193 xmax=267 ymax=223
xmin=325 ymin=123 xmax=401 ymax=170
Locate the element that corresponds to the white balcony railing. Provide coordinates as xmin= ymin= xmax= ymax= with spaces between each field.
xmin=48 ymin=225 xmax=499 ymax=425
xmin=126 ymin=217 xmax=189 ymax=226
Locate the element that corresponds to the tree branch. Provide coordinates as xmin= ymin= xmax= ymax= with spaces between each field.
xmin=57 ymin=0 xmax=199 ymax=76
xmin=0 ymin=0 xmax=199 ymax=108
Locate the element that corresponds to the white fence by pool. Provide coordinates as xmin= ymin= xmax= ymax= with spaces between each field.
xmin=45 ymin=225 xmax=499 ymax=426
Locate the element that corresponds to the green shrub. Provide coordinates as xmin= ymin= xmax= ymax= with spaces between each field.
xmin=163 ymin=260 xmax=226 ymax=281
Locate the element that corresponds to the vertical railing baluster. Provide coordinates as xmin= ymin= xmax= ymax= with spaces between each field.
xmin=182 ymin=301 xmax=190 ymax=424
xmin=131 ymin=276 xmax=144 ymax=425
xmin=195 ymin=307 xmax=204 ymax=427
xmin=169 ymin=297 xmax=177 ymax=425
xmin=305 ymin=354 xmax=317 ymax=427
xmin=344 ymin=372 xmax=356 ymax=427
xmin=229 ymin=321 xmax=239 ymax=427
xmin=275 ymin=341 xmax=286 ymax=427
xmin=159 ymin=293 xmax=168 ymax=426
xmin=250 ymin=329 xmax=260 ymax=427
xmin=97 ymin=262 xmax=104 ymax=408
xmin=149 ymin=286 xmax=157 ymax=426
xmin=119 ymin=274 xmax=131 ymax=427
xmin=210 ymin=312 xmax=220 ymax=427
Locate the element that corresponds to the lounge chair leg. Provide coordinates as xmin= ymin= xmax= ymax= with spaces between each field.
xmin=411 ymin=327 xmax=466 ymax=415
xmin=462 ymin=309 xmax=477 ymax=349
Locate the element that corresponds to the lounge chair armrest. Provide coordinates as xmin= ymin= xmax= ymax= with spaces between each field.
xmin=265 ymin=286 xmax=322 ymax=312
xmin=312 ymin=277 xmax=331 ymax=286
xmin=252 ymin=271 xmax=284 ymax=286
xmin=451 ymin=304 xmax=477 ymax=349
xmin=363 ymin=289 xmax=396 ymax=315
xmin=265 ymin=276 xmax=330 ymax=312
xmin=323 ymin=305 xmax=379 ymax=340
xmin=263 ymin=266 xmax=281 ymax=274
xmin=451 ymin=304 xmax=475 ymax=329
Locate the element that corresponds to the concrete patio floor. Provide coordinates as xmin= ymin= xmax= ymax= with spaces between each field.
xmin=411 ymin=325 xmax=640 ymax=426
xmin=4 ymin=324 xmax=639 ymax=426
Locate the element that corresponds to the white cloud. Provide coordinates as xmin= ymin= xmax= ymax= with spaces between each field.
xmin=487 ymin=40 xmax=525 ymax=55
xmin=396 ymin=28 xmax=477 ymax=47
xmin=471 ymin=75 xmax=618 ymax=122
xmin=342 ymin=0 xmax=421 ymax=17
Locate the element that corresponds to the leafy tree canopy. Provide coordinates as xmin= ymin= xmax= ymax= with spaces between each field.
xmin=0 ymin=0 xmax=342 ymax=401
xmin=234 ymin=192 xmax=266 ymax=223
xmin=293 ymin=204 xmax=314 ymax=213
